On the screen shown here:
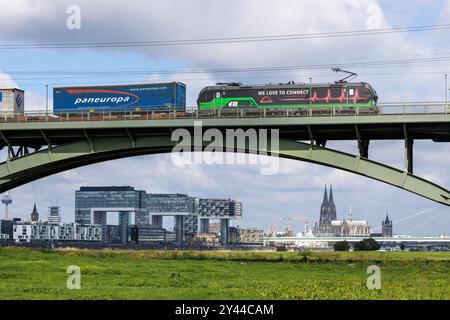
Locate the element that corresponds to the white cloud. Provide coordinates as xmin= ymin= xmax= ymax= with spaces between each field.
xmin=0 ymin=70 xmax=18 ymax=88
xmin=0 ymin=70 xmax=48 ymax=112
xmin=1 ymin=0 xmax=448 ymax=104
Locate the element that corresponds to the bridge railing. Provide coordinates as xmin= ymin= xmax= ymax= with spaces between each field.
xmin=0 ymin=103 xmax=449 ymax=123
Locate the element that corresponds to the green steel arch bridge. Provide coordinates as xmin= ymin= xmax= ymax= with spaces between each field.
xmin=0 ymin=103 xmax=449 ymax=206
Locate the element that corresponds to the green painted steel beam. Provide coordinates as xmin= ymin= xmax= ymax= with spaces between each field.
xmin=0 ymin=135 xmax=448 ymax=206
xmin=277 ymin=139 xmax=449 ymax=206
xmin=0 ymin=113 xmax=449 ymax=131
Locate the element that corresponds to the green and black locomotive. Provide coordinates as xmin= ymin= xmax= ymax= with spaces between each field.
xmin=197 ymin=81 xmax=378 ymax=112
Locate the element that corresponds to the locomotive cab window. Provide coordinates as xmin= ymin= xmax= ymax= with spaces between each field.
xmin=359 ymin=87 xmax=371 ymax=97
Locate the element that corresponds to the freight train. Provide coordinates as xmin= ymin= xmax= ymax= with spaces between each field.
xmin=1 ymin=80 xmax=379 ymax=119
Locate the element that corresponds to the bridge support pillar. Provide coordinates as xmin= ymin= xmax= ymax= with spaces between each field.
xmin=119 ymin=212 xmax=131 ymax=244
xmin=175 ymin=215 xmax=184 ymax=244
xmin=316 ymin=139 xmax=327 ymax=148
xmin=358 ymin=139 xmax=370 ymax=158
xmin=93 ymin=211 xmax=107 ymax=226
xmin=200 ymin=218 xmax=209 ymax=234
xmin=405 ymin=138 xmax=414 ymax=174
xmin=220 ymin=219 xmax=230 ymax=245
xmin=355 ymin=125 xmax=369 ymax=158
xmin=151 ymin=215 xmax=163 ymax=226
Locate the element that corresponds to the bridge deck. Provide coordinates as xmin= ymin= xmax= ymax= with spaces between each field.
xmin=0 ymin=113 xmax=449 ymax=147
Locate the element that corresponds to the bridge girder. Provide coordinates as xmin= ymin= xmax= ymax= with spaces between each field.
xmin=0 ymin=135 xmax=448 ymax=206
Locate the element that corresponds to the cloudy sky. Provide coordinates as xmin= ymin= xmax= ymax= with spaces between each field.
xmin=0 ymin=0 xmax=449 ymax=235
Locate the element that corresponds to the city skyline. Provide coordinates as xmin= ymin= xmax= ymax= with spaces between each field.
xmin=2 ymin=180 xmax=444 ymax=236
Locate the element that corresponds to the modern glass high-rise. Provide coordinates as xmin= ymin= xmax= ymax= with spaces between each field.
xmin=75 ymin=186 xmax=148 ymax=225
xmin=75 ymin=187 xmax=242 ymax=245
xmin=48 ymin=206 xmax=61 ymax=225
xmin=196 ymin=198 xmax=243 ymax=245
xmin=148 ymin=194 xmax=197 ymax=243
xmin=75 ymin=186 xmax=148 ymax=244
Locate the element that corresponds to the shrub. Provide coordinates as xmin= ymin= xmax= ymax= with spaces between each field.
xmin=334 ymin=241 xmax=351 ymax=251
xmin=353 ymin=238 xmax=380 ymax=251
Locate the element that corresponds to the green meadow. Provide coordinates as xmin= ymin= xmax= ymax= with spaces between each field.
xmin=0 ymin=247 xmax=449 ymax=300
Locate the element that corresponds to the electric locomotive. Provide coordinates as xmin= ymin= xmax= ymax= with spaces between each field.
xmin=197 ymin=81 xmax=378 ymax=113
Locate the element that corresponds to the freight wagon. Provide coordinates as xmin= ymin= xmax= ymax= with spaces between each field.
xmin=53 ymin=82 xmax=186 ymax=112
xmin=0 ymin=88 xmax=24 ymax=116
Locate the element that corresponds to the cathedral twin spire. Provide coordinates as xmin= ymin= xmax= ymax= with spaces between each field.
xmin=322 ymin=184 xmax=335 ymax=204
xmin=318 ymin=185 xmax=337 ymax=232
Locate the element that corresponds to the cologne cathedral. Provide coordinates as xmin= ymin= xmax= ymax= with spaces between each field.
xmin=314 ymin=185 xmax=372 ymax=237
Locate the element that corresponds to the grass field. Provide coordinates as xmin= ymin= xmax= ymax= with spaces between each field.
xmin=0 ymin=247 xmax=449 ymax=300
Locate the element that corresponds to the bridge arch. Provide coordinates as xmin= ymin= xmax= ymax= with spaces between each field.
xmin=0 ymin=135 xmax=448 ymax=206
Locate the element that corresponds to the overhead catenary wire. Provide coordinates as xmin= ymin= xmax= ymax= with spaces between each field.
xmin=403 ymin=211 xmax=442 ymax=235
xmin=3 ymin=69 xmax=450 ymax=88
xmin=4 ymin=55 xmax=450 ymax=78
xmin=0 ymin=24 xmax=449 ymax=49
xmin=371 ymin=207 xmax=439 ymax=232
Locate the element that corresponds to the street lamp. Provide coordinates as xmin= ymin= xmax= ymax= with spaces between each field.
xmin=44 ymin=84 xmax=49 ymax=116
xmin=309 ymin=77 xmax=312 ymax=106
xmin=448 ymin=88 xmax=450 ymax=113
xmin=445 ymin=73 xmax=448 ymax=107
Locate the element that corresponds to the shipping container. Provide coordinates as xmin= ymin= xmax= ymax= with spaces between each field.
xmin=0 ymin=88 xmax=25 ymax=115
xmin=53 ymin=82 xmax=186 ymax=112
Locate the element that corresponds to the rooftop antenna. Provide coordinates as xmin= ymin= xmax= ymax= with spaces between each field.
xmin=332 ymin=67 xmax=358 ymax=83
xmin=1 ymin=192 xmax=12 ymax=220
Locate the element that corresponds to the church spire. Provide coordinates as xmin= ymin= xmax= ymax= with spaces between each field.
xmin=322 ymin=185 xmax=328 ymax=204
xmin=30 ymin=202 xmax=39 ymax=222
xmin=329 ymin=185 xmax=334 ymax=204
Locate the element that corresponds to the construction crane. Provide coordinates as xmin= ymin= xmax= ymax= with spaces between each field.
xmin=279 ymin=217 xmax=294 ymax=237
xmin=266 ymin=224 xmax=279 ymax=237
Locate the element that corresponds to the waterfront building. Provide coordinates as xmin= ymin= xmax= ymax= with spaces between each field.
xmin=237 ymin=228 xmax=264 ymax=244
xmin=75 ymin=186 xmax=148 ymax=225
xmin=382 ymin=214 xmax=393 ymax=237
xmin=12 ymin=221 xmax=102 ymax=243
xmin=75 ymin=186 xmax=243 ymax=245
xmin=148 ymin=193 xmax=197 ymax=243
xmin=130 ymin=225 xmax=166 ymax=244
xmin=197 ymin=198 xmax=242 ymax=245
xmin=48 ymin=206 xmax=61 ymax=225
xmin=0 ymin=219 xmax=16 ymax=240
xmin=189 ymin=233 xmax=219 ymax=247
